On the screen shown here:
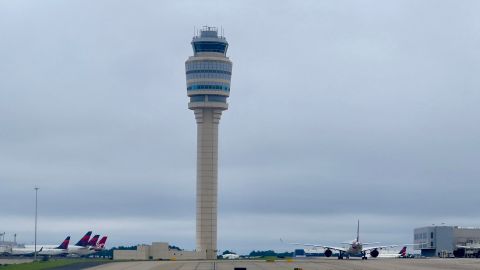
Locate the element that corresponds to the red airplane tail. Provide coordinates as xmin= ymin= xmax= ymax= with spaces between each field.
xmin=87 ymin=235 xmax=100 ymax=246
xmin=95 ymin=236 xmax=108 ymax=250
xmin=399 ymin=246 xmax=407 ymax=257
xmin=57 ymin=236 xmax=70 ymax=249
xmin=75 ymin=231 xmax=92 ymax=247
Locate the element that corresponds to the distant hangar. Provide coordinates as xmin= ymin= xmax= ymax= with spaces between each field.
xmin=414 ymin=225 xmax=480 ymax=257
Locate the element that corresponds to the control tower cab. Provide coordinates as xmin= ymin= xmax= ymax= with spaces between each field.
xmin=186 ymin=26 xmax=232 ymax=111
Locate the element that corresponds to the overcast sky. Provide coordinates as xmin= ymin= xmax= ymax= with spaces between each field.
xmin=1 ymin=0 xmax=479 ymax=254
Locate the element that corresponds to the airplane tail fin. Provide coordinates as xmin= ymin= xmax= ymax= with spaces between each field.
xmin=57 ymin=236 xmax=70 ymax=249
xmin=95 ymin=236 xmax=108 ymax=250
xmin=75 ymin=231 xmax=92 ymax=247
xmin=356 ymin=220 xmax=360 ymax=242
xmin=87 ymin=235 xmax=100 ymax=246
xmin=399 ymin=246 xmax=407 ymax=256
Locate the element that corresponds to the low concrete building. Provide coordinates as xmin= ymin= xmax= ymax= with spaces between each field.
xmin=113 ymin=242 xmax=203 ymax=261
xmin=414 ymin=226 xmax=480 ymax=257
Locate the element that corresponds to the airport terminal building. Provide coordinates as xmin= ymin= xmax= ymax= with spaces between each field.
xmin=414 ymin=226 xmax=480 ymax=257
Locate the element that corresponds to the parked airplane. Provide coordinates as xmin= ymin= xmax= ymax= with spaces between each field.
xmin=67 ymin=231 xmax=93 ymax=255
xmin=69 ymin=235 xmax=108 ymax=256
xmin=9 ymin=232 xmax=107 ymax=257
xmin=38 ymin=237 xmax=70 ymax=256
xmin=289 ymin=220 xmax=398 ymax=259
xmin=222 ymin=253 xmax=240 ymax=259
xmin=10 ymin=237 xmax=70 ymax=256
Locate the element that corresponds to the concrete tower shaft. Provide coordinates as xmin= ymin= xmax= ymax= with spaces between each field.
xmin=185 ymin=26 xmax=232 ymax=260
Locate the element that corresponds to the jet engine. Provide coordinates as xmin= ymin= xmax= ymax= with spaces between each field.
xmin=370 ymin=249 xmax=379 ymax=258
xmin=324 ymin=249 xmax=333 ymax=257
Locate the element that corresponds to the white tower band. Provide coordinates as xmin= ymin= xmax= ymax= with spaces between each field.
xmin=185 ymin=26 xmax=232 ymax=260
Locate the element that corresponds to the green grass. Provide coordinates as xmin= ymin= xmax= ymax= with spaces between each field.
xmin=0 ymin=259 xmax=108 ymax=270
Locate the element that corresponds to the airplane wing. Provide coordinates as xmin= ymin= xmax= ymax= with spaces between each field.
xmin=289 ymin=242 xmax=347 ymax=252
xmin=457 ymin=244 xmax=480 ymax=249
xmin=362 ymin=245 xmax=398 ymax=252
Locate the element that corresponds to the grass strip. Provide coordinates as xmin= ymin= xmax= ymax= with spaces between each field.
xmin=0 ymin=259 xmax=108 ymax=270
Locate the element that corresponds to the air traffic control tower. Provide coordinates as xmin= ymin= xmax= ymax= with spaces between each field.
xmin=185 ymin=26 xmax=232 ymax=260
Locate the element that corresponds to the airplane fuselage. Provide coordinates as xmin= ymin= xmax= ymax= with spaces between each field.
xmin=10 ymin=247 xmax=37 ymax=256
xmin=222 ymin=254 xmax=240 ymax=259
xmin=25 ymin=245 xmax=100 ymax=256
xmin=68 ymin=245 xmax=95 ymax=255
xmin=39 ymin=248 xmax=68 ymax=256
xmin=10 ymin=246 xmax=67 ymax=256
xmin=346 ymin=241 xmax=363 ymax=255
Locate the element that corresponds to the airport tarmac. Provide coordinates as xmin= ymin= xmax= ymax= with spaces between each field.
xmin=86 ymin=258 xmax=480 ymax=270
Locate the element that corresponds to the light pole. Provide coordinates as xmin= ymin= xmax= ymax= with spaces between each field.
xmin=34 ymin=187 xmax=39 ymax=261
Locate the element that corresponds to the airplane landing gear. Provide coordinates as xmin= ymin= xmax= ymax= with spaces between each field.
xmin=362 ymin=252 xmax=368 ymax=260
xmin=337 ymin=252 xmax=344 ymax=260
